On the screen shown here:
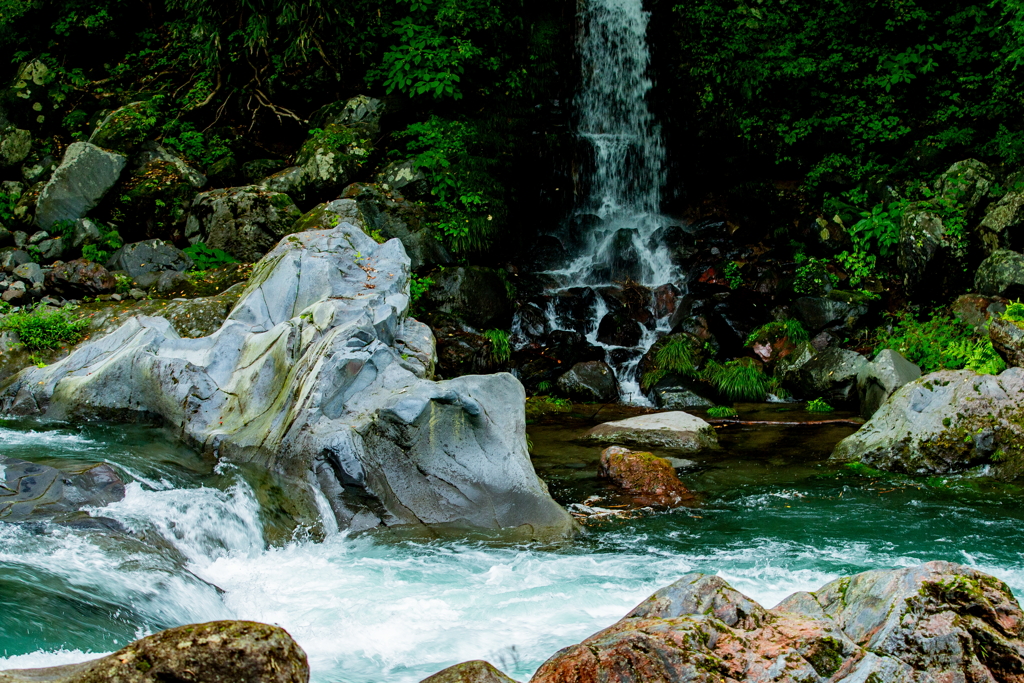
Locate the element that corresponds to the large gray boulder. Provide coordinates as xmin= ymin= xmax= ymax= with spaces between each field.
xmin=185 ymin=186 xmax=302 ymax=263
xmin=556 ymin=360 xmax=618 ymax=403
xmin=977 ymin=190 xmax=1024 ymax=255
xmin=0 ymin=221 xmax=574 ymax=537
xmin=0 ymin=621 xmax=308 ymax=683
xmin=975 ymin=249 xmax=1024 ymax=298
xmin=35 ymin=142 xmax=126 ymax=229
xmin=791 ymin=296 xmax=867 ymax=335
xmin=531 ymin=562 xmax=1024 ymax=683
xmin=857 ymin=349 xmax=921 ymax=418
xmin=106 ymin=239 xmax=193 ymax=279
xmin=832 ymin=368 xmax=1024 ymax=478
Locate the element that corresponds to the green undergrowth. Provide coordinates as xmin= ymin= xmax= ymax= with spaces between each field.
xmin=873 ymin=310 xmax=1005 ymax=375
xmin=707 ymin=406 xmax=738 ymax=419
xmin=482 ymin=329 xmax=511 ymax=363
xmin=183 ymin=242 xmax=238 ymax=271
xmin=0 ymin=303 xmax=88 ymax=350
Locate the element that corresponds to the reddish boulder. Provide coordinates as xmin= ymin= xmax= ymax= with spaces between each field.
xmin=44 ymin=258 xmax=116 ymax=297
xmin=599 ymin=446 xmax=694 ymax=506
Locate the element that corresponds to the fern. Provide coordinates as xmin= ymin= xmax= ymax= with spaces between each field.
xmin=946 ymin=338 xmax=1006 ymax=375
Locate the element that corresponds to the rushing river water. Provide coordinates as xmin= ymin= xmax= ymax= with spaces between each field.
xmin=3 ymin=415 xmax=1024 ymax=683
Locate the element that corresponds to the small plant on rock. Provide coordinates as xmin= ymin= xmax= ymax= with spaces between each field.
xmin=0 ymin=303 xmax=88 ymax=350
xmin=183 ymin=242 xmax=238 ymax=270
xmin=1001 ymin=300 xmax=1024 ymax=325
xmin=746 ymin=319 xmax=809 ymax=347
xmin=707 ymin=405 xmax=738 ymax=418
xmin=806 ymin=398 xmax=834 ymax=413
xmin=642 ymin=335 xmax=702 ymax=389
xmin=703 ymin=358 xmax=769 ymax=402
xmin=483 ymin=329 xmax=511 ymax=363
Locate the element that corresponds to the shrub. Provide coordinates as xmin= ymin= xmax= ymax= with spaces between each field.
xmin=80 ymin=224 xmax=123 ymax=264
xmin=0 ymin=304 xmax=88 ymax=350
xmin=806 ymin=398 xmax=834 ymax=413
xmin=746 ymin=319 xmax=809 ymax=347
xmin=641 ymin=335 xmax=702 ymax=389
xmin=703 ymin=358 xmax=769 ymax=402
xmin=873 ymin=310 xmax=1005 ymax=375
xmin=183 ymin=241 xmax=238 ymax=270
xmin=410 ymin=275 xmax=434 ymax=304
xmin=707 ymin=405 xmax=738 ymax=418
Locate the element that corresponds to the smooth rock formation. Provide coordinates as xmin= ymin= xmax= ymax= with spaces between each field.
xmin=0 ymin=621 xmax=308 ymax=683
xmin=35 ymin=142 xmax=126 ymax=229
xmin=599 ymin=446 xmax=694 ymax=506
xmin=584 ymin=412 xmax=717 ymax=452
xmin=185 ymin=186 xmax=302 ymax=263
xmin=0 ymin=217 xmax=574 ymax=536
xmin=420 ymin=661 xmax=517 ymax=683
xmin=557 ymin=360 xmax=618 ymax=403
xmin=531 ymin=561 xmax=1024 ymax=683
xmin=832 ymin=368 xmax=1024 ymax=478
xmin=857 ymin=349 xmax=921 ymax=418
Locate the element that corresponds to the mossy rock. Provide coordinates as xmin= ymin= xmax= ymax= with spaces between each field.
xmin=111 ymin=160 xmax=199 ymax=243
xmin=88 ymin=102 xmax=158 ymax=155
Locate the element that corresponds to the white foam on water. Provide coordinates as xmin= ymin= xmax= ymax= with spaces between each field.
xmin=0 ymin=649 xmax=111 ymax=670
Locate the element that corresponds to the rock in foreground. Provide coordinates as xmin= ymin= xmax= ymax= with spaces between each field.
xmin=0 ymin=216 xmax=575 ymax=537
xmin=832 ymin=368 xmax=1024 ymax=478
xmin=0 ymin=621 xmax=308 ymax=683
xmin=585 ymin=412 xmax=717 ymax=451
xmin=599 ymin=446 xmax=694 ymax=506
xmin=531 ymin=561 xmax=1024 ymax=683
xmin=420 ymin=660 xmax=517 ymax=683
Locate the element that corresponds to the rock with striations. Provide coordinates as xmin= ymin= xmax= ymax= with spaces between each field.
xmin=0 ymin=620 xmax=309 ymax=683
xmin=531 ymin=561 xmax=1024 ymax=683
xmin=557 ymin=360 xmax=618 ymax=403
xmin=420 ymin=661 xmax=517 ymax=683
xmin=584 ymin=411 xmax=717 ymax=452
xmin=35 ymin=142 xmax=126 ymax=229
xmin=599 ymin=445 xmax=695 ymax=507
xmin=185 ymin=186 xmax=302 ymax=263
xmin=856 ymin=349 xmax=921 ymax=418
xmin=0 ymin=211 xmax=575 ymax=537
xmin=832 ymin=368 xmax=1024 ymax=478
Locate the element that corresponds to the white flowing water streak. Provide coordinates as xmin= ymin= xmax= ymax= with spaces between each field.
xmin=532 ymin=0 xmax=681 ymax=403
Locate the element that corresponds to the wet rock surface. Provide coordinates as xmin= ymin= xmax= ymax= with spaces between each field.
xmin=599 ymin=446 xmax=694 ymax=506
xmin=557 ymin=360 xmax=618 ymax=403
xmin=857 ymin=349 xmax=921 ymax=418
xmin=0 ymin=455 xmax=125 ymax=525
xmin=0 ymin=621 xmax=309 ymax=683
xmin=584 ymin=411 xmax=717 ymax=452
xmin=419 ymin=660 xmax=517 ymax=683
xmin=530 ymin=561 xmax=1024 ymax=683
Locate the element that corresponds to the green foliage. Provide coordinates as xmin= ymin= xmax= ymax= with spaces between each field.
xmin=746 ymin=319 xmax=809 ymax=347
xmin=703 ymin=358 xmax=769 ymax=402
xmin=161 ymin=121 xmax=231 ymax=170
xmin=874 ymin=310 xmax=1005 ymax=375
xmin=1002 ymin=300 xmax=1024 ymax=325
xmin=536 ymin=380 xmax=552 ymax=393
xmin=707 ymin=406 xmax=738 ymax=418
xmin=113 ymin=273 xmax=132 ymax=294
xmin=51 ymin=219 xmax=77 ymax=239
xmin=0 ymin=193 xmax=17 ymax=224
xmin=482 ymin=328 xmax=511 ymax=363
xmin=642 ymin=335 xmax=701 ymax=389
xmin=410 ymin=274 xmax=434 ymax=304
xmin=806 ymin=398 xmax=834 ymax=413
xmin=793 ymin=257 xmax=837 ymax=295
xmin=79 ymin=224 xmax=123 ymax=264
xmin=183 ymin=241 xmax=238 ymax=270
xmin=723 ymin=261 xmax=742 ymax=289
xmin=401 ymin=116 xmax=505 ymax=253
xmin=0 ymin=303 xmax=88 ymax=350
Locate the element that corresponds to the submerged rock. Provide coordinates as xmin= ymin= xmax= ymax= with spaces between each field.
xmin=584 ymin=412 xmax=717 ymax=452
xmin=420 ymin=661 xmax=517 ymax=683
xmin=0 ymin=455 xmax=125 ymax=524
xmin=0 ymin=220 xmax=574 ymax=537
xmin=0 ymin=620 xmax=308 ymax=683
xmin=530 ymin=561 xmax=1024 ymax=683
xmin=599 ymin=446 xmax=694 ymax=506
xmin=831 ymin=368 xmax=1024 ymax=478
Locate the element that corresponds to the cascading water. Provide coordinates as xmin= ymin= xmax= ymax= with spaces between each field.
xmin=526 ymin=0 xmax=682 ymax=404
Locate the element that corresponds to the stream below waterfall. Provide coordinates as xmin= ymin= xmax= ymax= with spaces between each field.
xmin=3 ymin=414 xmax=1024 ymax=683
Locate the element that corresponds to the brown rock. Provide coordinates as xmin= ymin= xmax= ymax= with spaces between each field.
xmin=420 ymin=660 xmax=518 ymax=683
xmin=45 ymin=258 xmax=116 ymax=297
xmin=990 ymin=316 xmax=1024 ymax=367
xmin=0 ymin=621 xmax=308 ymax=683
xmin=599 ymin=446 xmax=695 ymax=506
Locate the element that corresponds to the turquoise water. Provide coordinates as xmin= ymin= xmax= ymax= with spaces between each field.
xmin=1 ymin=416 xmax=1023 ymax=683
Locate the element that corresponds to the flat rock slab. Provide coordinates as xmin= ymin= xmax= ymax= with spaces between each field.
xmin=0 ymin=621 xmax=308 ymax=683
xmin=584 ymin=411 xmax=717 ymax=451
xmin=531 ymin=561 xmax=1024 ymax=683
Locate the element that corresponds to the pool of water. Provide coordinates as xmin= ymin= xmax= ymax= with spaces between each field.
xmin=2 ymin=411 xmax=1023 ymax=683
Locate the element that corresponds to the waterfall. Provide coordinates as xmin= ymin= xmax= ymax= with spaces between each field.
xmin=527 ymin=0 xmax=680 ymax=404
